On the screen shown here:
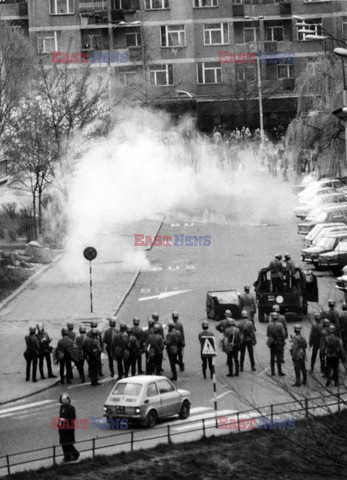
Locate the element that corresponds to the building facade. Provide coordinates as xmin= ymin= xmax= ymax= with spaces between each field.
xmin=1 ymin=0 xmax=347 ymax=132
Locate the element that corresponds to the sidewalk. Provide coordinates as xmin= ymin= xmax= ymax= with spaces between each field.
xmin=0 ymin=217 xmax=164 ymax=405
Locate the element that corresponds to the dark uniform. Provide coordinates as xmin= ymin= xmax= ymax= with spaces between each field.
xmin=87 ymin=322 xmax=104 ymax=377
xmin=56 ymin=329 xmax=73 ymax=385
xmin=284 ymin=254 xmax=296 ymax=290
xmin=309 ymin=314 xmax=323 ymax=373
xmin=152 ymin=313 xmax=164 ymax=337
xmin=216 ymin=311 xmax=233 ymax=336
xmin=198 ymin=322 xmax=214 ymax=379
xmin=84 ymin=329 xmax=102 ymax=386
xmin=290 ymin=326 xmax=307 ymax=386
xmin=239 ymin=287 xmax=257 ymax=326
xmin=36 ymin=324 xmax=56 ymax=379
xmin=323 ymin=326 xmax=346 ymax=387
xmin=320 ymin=320 xmax=331 ymax=376
xmin=143 ymin=320 xmax=155 ymax=374
xmin=267 ymin=315 xmax=286 ymax=376
xmin=131 ymin=318 xmax=145 ymax=374
xmin=74 ymin=327 xmax=87 ymax=383
xmin=165 ymin=323 xmax=182 ymax=380
xmin=24 ymin=327 xmax=40 ymax=382
xmin=128 ymin=329 xmax=141 ymax=377
xmin=325 ymin=301 xmax=340 ymax=336
xmin=145 ymin=324 xmax=164 ymax=375
xmin=269 ymin=255 xmax=284 ymax=293
xmin=224 ymin=320 xmax=241 ymax=377
xmin=111 ymin=327 xmax=127 ymax=379
xmin=238 ymin=313 xmax=256 ymax=372
xmin=58 ymin=394 xmax=79 ymax=462
xmin=338 ymin=305 xmax=347 ymax=352
xmin=103 ymin=319 xmax=117 ymax=377
xmin=172 ymin=312 xmax=185 ymax=371
xmin=271 ymin=307 xmax=288 ymax=339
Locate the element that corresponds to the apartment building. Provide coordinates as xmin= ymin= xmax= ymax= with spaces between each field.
xmin=1 ymin=0 xmax=347 ymax=132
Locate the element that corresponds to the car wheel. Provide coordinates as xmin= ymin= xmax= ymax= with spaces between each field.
xmin=179 ymin=400 xmax=190 ymax=420
xmin=146 ymin=410 xmax=157 ymax=428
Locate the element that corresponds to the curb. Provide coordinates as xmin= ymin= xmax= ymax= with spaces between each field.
xmin=0 ymin=217 xmax=166 ymax=406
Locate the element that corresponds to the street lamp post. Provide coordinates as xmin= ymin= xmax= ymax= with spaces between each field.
xmin=245 ymin=16 xmax=264 ymax=144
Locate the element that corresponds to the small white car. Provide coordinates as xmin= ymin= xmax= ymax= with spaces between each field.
xmin=104 ymin=375 xmax=191 ymax=428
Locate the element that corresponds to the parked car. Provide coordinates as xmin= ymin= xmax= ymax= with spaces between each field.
xmin=298 ymin=187 xmax=336 ymax=205
xmin=336 ymin=265 xmax=347 ymax=295
xmin=292 ymin=172 xmax=319 ymax=195
xmin=298 ymin=178 xmax=346 ymax=201
xmin=301 ymin=232 xmax=347 ymax=265
xmin=316 ymin=240 xmax=347 ymax=272
xmin=294 ymin=193 xmax=347 ymax=220
xmin=297 ymin=204 xmax=347 ymax=235
xmin=104 ymin=376 xmax=191 ymax=428
xmin=303 ymin=223 xmax=347 ymax=247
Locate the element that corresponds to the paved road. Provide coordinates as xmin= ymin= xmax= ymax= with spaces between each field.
xmin=0 ymin=156 xmax=346 ymax=474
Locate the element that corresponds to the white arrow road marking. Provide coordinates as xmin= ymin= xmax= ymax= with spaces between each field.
xmin=170 ymin=223 xmax=180 ymax=227
xmin=212 ymin=391 xmax=234 ymax=401
xmin=152 ymin=266 xmax=164 ymax=271
xmin=184 ymin=223 xmax=194 ymax=227
xmin=139 ymin=290 xmax=192 ymax=302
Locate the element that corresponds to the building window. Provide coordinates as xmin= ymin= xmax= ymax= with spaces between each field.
xmin=145 ymin=0 xmax=169 ymax=9
xmin=296 ymin=19 xmax=322 ymax=41
xmin=83 ymin=34 xmax=102 ymax=50
xmin=193 ymin=0 xmax=218 ymax=7
xmin=265 ymin=26 xmax=284 ymax=42
xmin=343 ymin=17 xmax=347 ymax=40
xmin=114 ymin=0 xmax=139 ymax=8
xmin=197 ymin=62 xmax=221 ymax=84
xmin=37 ymin=31 xmax=58 ymax=53
xmin=149 ymin=64 xmax=173 ymax=86
xmin=161 ymin=25 xmax=185 ymax=47
xmin=49 ymin=0 xmax=74 ymax=14
xmin=119 ymin=70 xmax=140 ymax=85
xmin=126 ymin=32 xmax=141 ymax=47
xmin=204 ymin=23 xmax=229 ymax=46
xmin=277 ymin=64 xmax=294 ymax=79
xmin=244 ymin=27 xmax=260 ymax=43
xmin=236 ymin=64 xmax=256 ymax=82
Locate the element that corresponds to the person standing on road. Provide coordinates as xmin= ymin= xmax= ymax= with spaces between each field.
xmin=224 ymin=318 xmax=241 ymax=377
xmin=111 ymin=325 xmax=126 ymax=380
xmin=198 ymin=320 xmax=214 ymax=379
xmin=165 ymin=322 xmax=182 ymax=381
xmin=132 ymin=318 xmax=145 ymax=374
xmin=320 ymin=318 xmax=331 ymax=377
xmin=290 ymin=325 xmax=307 ymax=387
xmin=36 ymin=323 xmax=56 ymax=380
xmin=323 ymin=325 xmax=346 ymax=387
xmin=74 ymin=326 xmax=87 ymax=383
xmin=146 ymin=323 xmax=165 ymax=375
xmin=127 ymin=326 xmax=141 ymax=377
xmin=271 ymin=305 xmax=288 ymax=339
xmin=103 ymin=317 xmax=117 ymax=378
xmin=66 ymin=323 xmax=76 ymax=342
xmin=309 ymin=313 xmax=324 ymax=374
xmin=238 ymin=311 xmax=256 ymax=372
xmin=266 ymin=313 xmax=286 ymax=376
xmin=84 ymin=328 xmax=102 ymax=386
xmin=120 ymin=324 xmax=130 ymax=378
xmin=325 ymin=300 xmax=340 ymax=335
xmin=24 ymin=327 xmax=40 ymax=382
xmin=239 ymin=286 xmax=257 ymax=327
xmin=172 ymin=312 xmax=185 ymax=371
xmin=338 ymin=304 xmax=347 ymax=352
xmin=143 ymin=319 xmax=155 ymax=374
xmin=152 ymin=313 xmax=164 ymax=337
xmin=58 ymin=393 xmax=80 ymax=462
xmin=87 ymin=321 xmax=104 ymax=377
xmin=216 ymin=309 xmax=233 ymax=336
xmin=56 ymin=328 xmax=73 ymax=385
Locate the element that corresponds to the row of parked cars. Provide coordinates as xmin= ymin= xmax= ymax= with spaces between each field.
xmin=293 ymin=176 xmax=347 ymax=294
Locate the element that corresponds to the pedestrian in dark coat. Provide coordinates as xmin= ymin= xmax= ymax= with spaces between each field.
xmin=58 ymin=393 xmax=79 ymax=462
xmin=24 ymin=327 xmax=40 ymax=382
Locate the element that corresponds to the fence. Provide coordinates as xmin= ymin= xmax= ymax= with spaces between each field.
xmin=1 ymin=391 xmax=347 ymax=477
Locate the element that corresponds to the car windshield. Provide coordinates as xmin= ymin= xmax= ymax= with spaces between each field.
xmin=113 ymin=382 xmax=143 ymax=396
xmin=316 ymin=236 xmax=336 ymax=249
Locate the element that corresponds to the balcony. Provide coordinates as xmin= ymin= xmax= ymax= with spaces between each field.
xmin=79 ymin=1 xmax=107 ymax=12
xmin=0 ymin=1 xmax=28 ymax=18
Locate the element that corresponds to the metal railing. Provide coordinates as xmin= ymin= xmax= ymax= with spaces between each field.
xmin=79 ymin=1 xmax=108 ymax=11
xmin=1 ymin=391 xmax=347 ymax=477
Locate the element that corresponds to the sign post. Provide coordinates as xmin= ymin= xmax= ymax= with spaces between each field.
xmin=83 ymin=247 xmax=97 ymax=313
xmin=202 ymin=336 xmax=218 ymax=428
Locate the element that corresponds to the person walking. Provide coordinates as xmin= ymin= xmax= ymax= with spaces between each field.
xmin=290 ymin=325 xmax=307 ymax=387
xmin=24 ymin=327 xmax=40 ymax=382
xmin=58 ymin=393 xmax=80 ymax=462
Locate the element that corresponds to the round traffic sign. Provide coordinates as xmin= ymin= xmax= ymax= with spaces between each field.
xmin=83 ymin=246 xmax=97 ymax=261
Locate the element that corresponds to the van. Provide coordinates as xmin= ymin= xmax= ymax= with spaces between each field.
xmin=297 ymin=204 xmax=347 ymax=235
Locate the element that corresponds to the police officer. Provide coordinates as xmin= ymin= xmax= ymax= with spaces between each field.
xmin=238 ymin=310 xmax=256 ymax=372
xmin=266 ymin=312 xmax=286 ymax=376
xmin=132 ymin=318 xmax=145 ymax=374
xmin=152 ymin=313 xmax=164 ymax=337
xmin=165 ymin=321 xmax=182 ymax=381
xmin=143 ymin=319 xmax=155 ymax=374
xmin=146 ymin=323 xmax=164 ymax=375
xmin=338 ymin=304 xmax=347 ymax=352
xmin=216 ymin=310 xmax=233 ymax=335
xmin=111 ymin=325 xmax=126 ymax=380
xmin=74 ymin=326 xmax=86 ymax=383
xmin=66 ymin=322 xmax=76 ymax=342
xmin=84 ymin=328 xmax=102 ymax=386
xmin=290 ymin=325 xmax=307 ymax=387
xmin=56 ymin=328 xmax=73 ymax=385
xmin=87 ymin=321 xmax=104 ymax=377
xmin=172 ymin=312 xmax=185 ymax=371
xmin=309 ymin=313 xmax=323 ymax=373
xmin=323 ymin=325 xmax=346 ymax=387
xmin=271 ymin=305 xmax=288 ymax=339
xmin=284 ymin=253 xmax=296 ymax=290
xmin=320 ymin=318 xmax=331 ymax=377
xmin=120 ymin=324 xmax=130 ymax=377
xmin=127 ymin=325 xmax=141 ymax=377
xmin=239 ymin=286 xmax=257 ymax=327
xmin=36 ymin=323 xmax=56 ymax=379
xmin=24 ymin=327 xmax=40 ymax=382
xmin=198 ymin=320 xmax=214 ymax=379
xmin=103 ymin=317 xmax=117 ymax=377
xmin=224 ymin=318 xmax=241 ymax=377
xmin=325 ymin=300 xmax=340 ymax=334
xmin=269 ymin=254 xmax=284 ymax=293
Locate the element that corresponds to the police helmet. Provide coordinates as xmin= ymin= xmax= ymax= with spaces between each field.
xmin=294 ymin=324 xmax=302 ymax=332
xmin=37 ymin=323 xmax=44 ymax=331
xmin=284 ymin=253 xmax=291 ymax=260
xmin=323 ymin=319 xmax=330 ymax=327
xmin=29 ymin=327 xmax=36 ymax=334
xmin=272 ymin=305 xmax=280 ymax=312
xmin=154 ymin=323 xmax=161 ymax=331
xmin=244 ymin=285 xmax=251 ymax=291
xmin=224 ymin=310 xmax=232 ymax=317
xmin=67 ymin=322 xmax=74 ymax=330
xmin=328 ymin=299 xmax=335 ymax=307
xmin=152 ymin=313 xmax=159 ymax=320
xmin=168 ymin=321 xmax=175 ymax=329
xmin=109 ymin=319 xmax=116 ymax=327
xmin=133 ymin=317 xmax=140 ymax=325
xmin=79 ymin=326 xmax=86 ymax=333
xmin=272 ymin=312 xmax=279 ymax=320
xmin=120 ymin=323 xmax=127 ymax=331
xmin=329 ymin=325 xmax=336 ymax=333
xmin=62 ymin=327 xmax=69 ymax=335
xmin=202 ymin=320 xmax=209 ymax=329
xmin=148 ymin=319 xmax=155 ymax=327
xmin=172 ymin=311 xmax=179 ymax=319
xmin=228 ymin=318 xmax=236 ymax=326
xmin=90 ymin=320 xmax=98 ymax=328
xmin=241 ymin=310 xmax=248 ymax=318
xmin=59 ymin=393 xmax=71 ymax=404
xmin=275 ymin=253 xmax=282 ymax=260
xmin=91 ymin=327 xmax=98 ymax=336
